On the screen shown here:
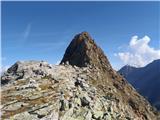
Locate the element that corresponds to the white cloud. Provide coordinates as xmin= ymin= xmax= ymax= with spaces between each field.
xmin=115 ymin=35 xmax=160 ymax=67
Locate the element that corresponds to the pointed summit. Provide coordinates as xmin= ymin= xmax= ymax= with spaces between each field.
xmin=60 ymin=32 xmax=112 ymax=70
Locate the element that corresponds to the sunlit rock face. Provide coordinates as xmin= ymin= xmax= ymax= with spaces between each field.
xmin=1 ymin=32 xmax=159 ymax=120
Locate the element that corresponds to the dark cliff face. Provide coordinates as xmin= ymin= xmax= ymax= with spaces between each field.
xmin=60 ymin=32 xmax=112 ymax=71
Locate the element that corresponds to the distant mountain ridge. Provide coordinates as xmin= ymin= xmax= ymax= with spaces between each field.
xmin=119 ymin=59 xmax=160 ymax=110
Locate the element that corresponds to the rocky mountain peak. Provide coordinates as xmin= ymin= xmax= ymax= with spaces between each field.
xmin=60 ymin=32 xmax=112 ymax=70
xmin=1 ymin=32 xmax=159 ymax=120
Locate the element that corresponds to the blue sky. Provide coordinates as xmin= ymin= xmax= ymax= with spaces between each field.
xmin=1 ymin=1 xmax=160 ymax=70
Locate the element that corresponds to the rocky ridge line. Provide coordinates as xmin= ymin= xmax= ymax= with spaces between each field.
xmin=1 ymin=32 xmax=159 ymax=120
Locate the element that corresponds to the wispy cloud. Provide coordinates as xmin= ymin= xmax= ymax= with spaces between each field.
xmin=0 ymin=57 xmax=6 ymax=62
xmin=23 ymin=23 xmax=32 ymax=41
xmin=0 ymin=65 xmax=9 ymax=75
xmin=55 ymin=60 xmax=60 ymax=65
xmin=115 ymin=36 xmax=160 ymax=67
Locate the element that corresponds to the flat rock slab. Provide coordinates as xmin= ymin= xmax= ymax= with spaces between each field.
xmin=3 ymin=102 xmax=25 ymax=111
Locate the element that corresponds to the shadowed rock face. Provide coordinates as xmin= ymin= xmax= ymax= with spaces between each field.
xmin=1 ymin=32 xmax=159 ymax=120
xmin=60 ymin=32 xmax=112 ymax=70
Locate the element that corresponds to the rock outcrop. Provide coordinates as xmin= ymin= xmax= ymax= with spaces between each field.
xmin=60 ymin=32 xmax=111 ymax=70
xmin=1 ymin=32 xmax=159 ymax=120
